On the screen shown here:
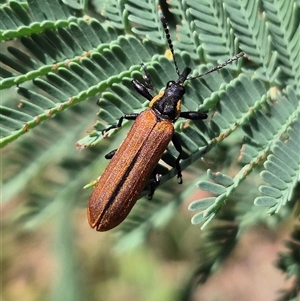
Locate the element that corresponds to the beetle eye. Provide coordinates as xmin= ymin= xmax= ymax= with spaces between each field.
xmin=166 ymin=81 xmax=175 ymax=88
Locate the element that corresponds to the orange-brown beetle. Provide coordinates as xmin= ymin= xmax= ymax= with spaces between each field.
xmin=88 ymin=15 xmax=244 ymax=231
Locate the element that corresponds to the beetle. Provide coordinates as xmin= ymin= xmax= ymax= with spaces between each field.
xmin=87 ymin=14 xmax=245 ymax=231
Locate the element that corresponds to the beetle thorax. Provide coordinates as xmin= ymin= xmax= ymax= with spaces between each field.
xmin=150 ymin=81 xmax=185 ymax=121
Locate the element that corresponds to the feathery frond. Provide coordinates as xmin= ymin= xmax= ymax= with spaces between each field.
xmin=2 ymin=1 xmax=300 ymax=300
xmin=1 ymin=0 xmax=299 ymax=256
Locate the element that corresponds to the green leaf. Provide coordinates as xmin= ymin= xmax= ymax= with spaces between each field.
xmin=2 ymin=1 xmax=300 ymax=300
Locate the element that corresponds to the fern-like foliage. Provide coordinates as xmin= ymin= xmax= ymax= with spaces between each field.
xmin=1 ymin=0 xmax=300 ymax=300
xmin=169 ymin=0 xmax=238 ymax=62
xmin=184 ymin=0 xmax=300 ymax=230
xmin=189 ymin=85 xmax=299 ymax=228
xmin=255 ymin=116 xmax=300 ymax=214
xmin=1 ymin=0 xmax=299 ymax=228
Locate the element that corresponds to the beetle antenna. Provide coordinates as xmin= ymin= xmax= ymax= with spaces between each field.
xmin=188 ymin=52 xmax=245 ymax=81
xmin=160 ymin=15 xmax=245 ymax=79
xmin=160 ymin=14 xmax=181 ymax=77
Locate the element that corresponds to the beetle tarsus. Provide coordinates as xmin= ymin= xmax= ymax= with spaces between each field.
xmin=102 ymin=113 xmax=139 ymax=136
xmin=180 ymin=111 xmax=208 ymax=120
xmin=147 ymin=171 xmax=161 ymax=200
xmin=105 ymin=149 xmax=117 ymax=159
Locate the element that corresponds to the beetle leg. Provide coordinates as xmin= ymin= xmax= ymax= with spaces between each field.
xmin=147 ymin=168 xmax=161 ymax=200
xmin=105 ymin=149 xmax=117 ymax=159
xmin=172 ymin=134 xmax=183 ymax=184
xmin=132 ymin=79 xmax=153 ymax=101
xmin=131 ymin=63 xmax=158 ymax=101
xmin=102 ymin=113 xmax=139 ymax=135
xmin=180 ymin=111 xmax=208 ymax=120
